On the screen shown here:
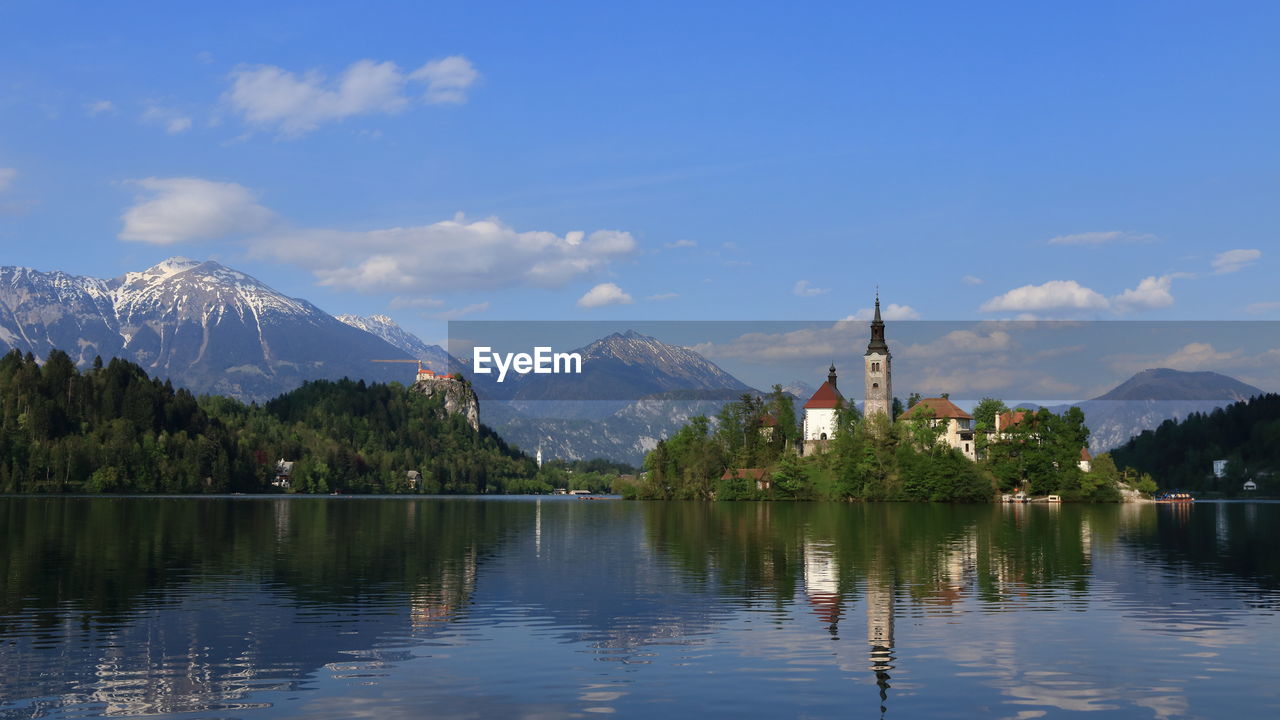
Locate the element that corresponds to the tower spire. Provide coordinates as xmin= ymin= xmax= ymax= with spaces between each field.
xmin=828 ymin=362 xmax=837 ymax=389
xmin=867 ymin=293 xmax=887 ymax=355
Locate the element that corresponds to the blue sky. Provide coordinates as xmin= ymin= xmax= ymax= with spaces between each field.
xmin=1 ymin=1 xmax=1277 ymax=348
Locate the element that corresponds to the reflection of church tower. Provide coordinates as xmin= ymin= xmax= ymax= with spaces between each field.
xmin=866 ymin=569 xmax=895 ymax=718
xmin=864 ymin=295 xmax=893 ymax=420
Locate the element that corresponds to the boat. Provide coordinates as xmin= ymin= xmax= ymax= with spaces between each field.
xmin=1154 ymin=492 xmax=1195 ymax=503
xmin=1013 ymin=491 xmax=1028 ymax=503
xmin=1046 ymin=495 xmax=1062 ymax=503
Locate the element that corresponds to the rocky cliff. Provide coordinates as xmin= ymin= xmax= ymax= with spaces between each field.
xmin=412 ymin=375 xmax=480 ymax=431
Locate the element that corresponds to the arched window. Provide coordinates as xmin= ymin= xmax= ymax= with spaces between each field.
xmin=820 ymin=433 xmax=827 ymax=440
xmin=873 ymin=382 xmax=879 ymax=388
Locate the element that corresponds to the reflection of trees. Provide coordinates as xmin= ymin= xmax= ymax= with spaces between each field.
xmin=1115 ymin=502 xmax=1280 ymax=607
xmin=642 ymin=502 xmax=1105 ymax=715
xmin=643 ymin=503 xmax=1098 ymax=611
xmin=0 ymin=497 xmax=518 ymax=717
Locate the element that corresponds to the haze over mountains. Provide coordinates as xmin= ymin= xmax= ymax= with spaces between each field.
xmin=1 ymin=257 xmax=1267 ymax=463
xmin=1048 ymin=369 xmax=1264 ymax=452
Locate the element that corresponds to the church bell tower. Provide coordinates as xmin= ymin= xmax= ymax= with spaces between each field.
xmin=864 ymin=294 xmax=892 ymax=420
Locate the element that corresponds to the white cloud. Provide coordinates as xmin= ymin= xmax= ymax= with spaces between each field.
xmin=408 ymin=55 xmax=479 ymax=104
xmin=1159 ymin=342 xmax=1242 ymax=371
xmin=429 ymin=301 xmax=490 ymax=320
xmin=141 ymin=104 xmax=193 ymax=134
xmin=849 ymin=303 xmax=920 ymax=321
xmin=389 ymin=296 xmax=446 ymax=310
xmin=980 ymin=280 xmax=1110 ymax=314
xmin=262 ymin=221 xmax=636 ymax=293
xmin=224 ymin=56 xmax=477 ymax=136
xmin=1245 ymin=301 xmax=1280 ymax=315
xmin=793 ymin=280 xmax=828 ymax=297
xmin=664 ymin=239 xmax=696 ymax=249
xmin=0 ymin=168 xmax=16 ymax=193
xmin=120 ymin=177 xmax=639 ymax=292
xmin=962 ymin=275 xmax=983 ymax=285
xmin=1047 ymin=230 xmax=1156 ymax=245
xmin=647 ymin=292 xmax=679 ymax=301
xmin=119 ymin=177 xmax=276 ymax=244
xmin=901 ymin=329 xmax=1013 ymax=359
xmin=1112 ymin=274 xmax=1177 ymax=312
xmin=577 ymin=283 xmax=634 ymax=308
xmin=86 ymin=100 xmax=115 ymax=116
xmin=1211 ymin=248 xmax=1261 ymax=275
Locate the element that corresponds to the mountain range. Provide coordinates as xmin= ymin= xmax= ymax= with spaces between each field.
xmin=0 ymin=258 xmax=418 ymax=400
xmin=1 ymin=257 xmax=1267 ymax=464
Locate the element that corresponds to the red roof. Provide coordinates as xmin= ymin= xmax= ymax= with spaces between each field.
xmin=1080 ymin=447 xmax=1092 ymax=462
xmin=721 ymin=468 xmax=769 ymax=481
xmin=997 ymin=410 xmax=1028 ymax=430
xmin=758 ymin=413 xmax=778 ymax=427
xmin=900 ymin=397 xmax=972 ymax=420
xmin=804 ymin=381 xmax=844 ymax=409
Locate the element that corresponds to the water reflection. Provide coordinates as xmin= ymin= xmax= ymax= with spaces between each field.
xmin=0 ymin=498 xmax=1278 ymax=719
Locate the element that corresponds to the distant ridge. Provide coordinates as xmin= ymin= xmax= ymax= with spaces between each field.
xmin=1059 ymin=368 xmax=1264 ymax=452
xmin=1093 ymin=368 xmax=1261 ymax=402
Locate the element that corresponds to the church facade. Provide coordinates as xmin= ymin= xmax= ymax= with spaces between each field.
xmin=802 ymin=296 xmax=894 ymax=455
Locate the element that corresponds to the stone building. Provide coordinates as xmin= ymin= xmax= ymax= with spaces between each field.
xmin=899 ymin=397 xmax=976 ymax=460
xmin=864 ymin=295 xmax=893 ymax=420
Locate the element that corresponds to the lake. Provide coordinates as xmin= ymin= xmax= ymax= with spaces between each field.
xmin=2 ymin=497 xmax=1278 ymax=719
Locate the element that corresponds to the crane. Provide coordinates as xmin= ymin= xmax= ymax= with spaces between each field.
xmin=371 ymin=358 xmax=437 ymax=382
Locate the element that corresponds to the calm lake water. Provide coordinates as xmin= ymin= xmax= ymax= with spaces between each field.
xmin=2 ymin=497 xmax=1279 ymax=719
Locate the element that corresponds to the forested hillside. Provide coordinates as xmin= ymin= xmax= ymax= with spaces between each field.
xmin=0 ymin=349 xmax=535 ymax=494
xmin=1112 ymin=394 xmax=1280 ymax=492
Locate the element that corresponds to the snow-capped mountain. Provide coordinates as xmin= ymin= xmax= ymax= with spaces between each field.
xmin=0 ymin=258 xmax=415 ymax=400
xmin=335 ymin=313 xmax=455 ymax=372
xmin=0 ymin=266 xmax=119 ymax=366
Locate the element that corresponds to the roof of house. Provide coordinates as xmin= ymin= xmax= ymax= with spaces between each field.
xmin=997 ymin=410 xmax=1029 ymax=429
xmin=1080 ymin=447 xmax=1093 ymax=462
xmin=721 ymin=468 xmax=769 ymax=480
xmin=804 ymin=381 xmax=844 ymax=409
xmin=758 ymin=413 xmax=779 ymax=427
xmin=900 ymin=397 xmax=972 ymax=421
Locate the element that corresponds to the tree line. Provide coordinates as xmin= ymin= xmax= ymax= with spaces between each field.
xmin=0 ymin=349 xmax=538 ymax=494
xmin=1111 ymin=393 xmax=1280 ymax=494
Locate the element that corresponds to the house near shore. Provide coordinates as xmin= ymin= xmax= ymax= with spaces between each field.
xmin=273 ymin=459 xmax=294 ymax=489
xmin=900 ymin=397 xmax=976 ymax=460
xmin=722 ymin=468 xmax=772 ymax=491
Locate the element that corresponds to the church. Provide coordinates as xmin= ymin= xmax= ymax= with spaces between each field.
xmin=802 ymin=296 xmax=984 ymax=459
xmin=802 ymin=296 xmax=893 ymax=455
